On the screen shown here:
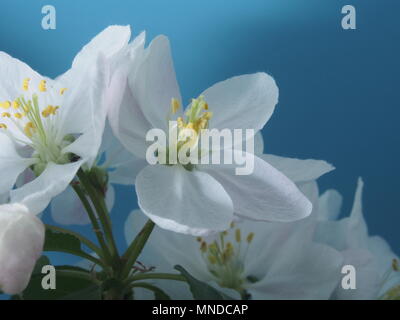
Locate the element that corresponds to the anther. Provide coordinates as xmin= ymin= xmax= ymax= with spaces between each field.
xmin=39 ymin=80 xmax=47 ymax=92
xmin=23 ymin=78 xmax=30 ymax=91
xmin=246 ymin=232 xmax=255 ymax=243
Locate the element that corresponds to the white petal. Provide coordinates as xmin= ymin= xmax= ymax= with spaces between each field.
xmin=0 ymin=133 xmax=34 ymax=193
xmin=51 ymin=185 xmax=90 ymax=225
xmin=332 ymin=249 xmax=381 ymax=300
xmin=103 ymin=123 xmax=148 ymax=185
xmin=200 ymin=73 xmax=278 ymax=135
xmin=260 ymin=154 xmax=335 ymax=183
xmin=10 ymin=160 xmax=84 ymax=215
xmin=60 ymin=55 xmax=108 ymax=167
xmin=254 ymin=132 xmax=264 ymax=155
xmin=250 ymin=241 xmax=343 ymax=300
xmin=0 ymin=203 xmax=44 ymax=294
xmin=248 ymin=220 xmax=343 ymax=299
xmin=136 ymin=165 xmax=234 ymax=236
xmin=318 ymin=189 xmax=343 ymax=221
xmin=367 ymin=236 xmax=400 ymax=293
xmin=58 ymin=25 xmax=131 ymax=83
xmin=72 ymin=25 xmax=131 ymax=69
xmin=105 ymin=31 xmax=146 ymax=109
xmin=0 ymin=52 xmax=44 ymax=99
xmin=201 ymin=151 xmax=312 ymax=222
xmin=315 ymin=179 xmax=369 ymax=251
xmin=107 ymin=34 xmax=150 ymax=159
xmin=130 ymin=35 xmax=182 ymax=131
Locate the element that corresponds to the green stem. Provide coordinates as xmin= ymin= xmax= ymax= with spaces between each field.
xmin=77 ymin=169 xmax=119 ymax=261
xmin=72 ymin=183 xmax=113 ymax=265
xmin=129 ymin=272 xmax=186 ymax=283
xmin=121 ymin=219 xmax=155 ymax=279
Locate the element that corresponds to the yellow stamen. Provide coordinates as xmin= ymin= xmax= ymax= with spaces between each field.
xmin=39 ymin=80 xmax=47 ymax=92
xmin=203 ymin=112 xmax=213 ymax=120
xmin=22 ymin=78 xmax=30 ymax=91
xmin=204 ymin=102 xmax=209 ymax=110
xmin=2 ymin=112 xmax=11 ymax=118
xmin=171 ymin=98 xmax=180 ymax=114
xmin=1 ymin=101 xmax=11 ymax=109
xmin=208 ymin=255 xmax=217 ymax=265
xmin=42 ymin=105 xmax=59 ymax=118
xmin=246 ymin=232 xmax=255 ymax=243
xmin=14 ymin=113 xmax=23 ymax=119
xmin=12 ymin=100 xmax=20 ymax=109
xmin=24 ymin=122 xmax=35 ymax=137
xmin=0 ymin=123 xmax=7 ymax=129
xmin=235 ymin=229 xmax=241 ymax=243
xmin=60 ymin=88 xmax=67 ymax=95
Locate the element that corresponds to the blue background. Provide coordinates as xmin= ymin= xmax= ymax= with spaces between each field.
xmin=0 ymin=0 xmax=399 ymax=272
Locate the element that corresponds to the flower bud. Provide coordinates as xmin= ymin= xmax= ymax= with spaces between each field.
xmin=0 ymin=203 xmax=45 ymax=294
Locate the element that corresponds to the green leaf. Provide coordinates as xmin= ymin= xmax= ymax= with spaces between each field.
xmin=132 ymin=282 xmax=171 ymax=300
xmin=21 ymin=265 xmax=100 ymax=300
xmin=174 ymin=265 xmax=234 ymax=300
xmin=44 ymin=227 xmax=97 ymax=263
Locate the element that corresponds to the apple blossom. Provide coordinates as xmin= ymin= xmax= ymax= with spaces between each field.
xmin=109 ymin=33 xmax=313 ymax=236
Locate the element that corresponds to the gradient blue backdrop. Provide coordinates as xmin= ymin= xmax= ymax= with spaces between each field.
xmin=0 ymin=0 xmax=399 ymax=270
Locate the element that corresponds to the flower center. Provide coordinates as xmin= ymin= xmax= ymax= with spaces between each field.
xmin=197 ymin=223 xmax=255 ymax=292
xmin=162 ymin=96 xmax=213 ymax=167
xmin=0 ymin=78 xmax=72 ymax=174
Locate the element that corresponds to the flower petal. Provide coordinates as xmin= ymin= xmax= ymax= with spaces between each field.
xmin=0 ymin=51 xmax=44 ymax=99
xmin=259 ymin=154 xmax=335 ymax=183
xmin=0 ymin=133 xmax=34 ymax=193
xmin=10 ymin=160 xmax=84 ymax=215
xmin=201 ymin=151 xmax=312 ymax=222
xmin=0 ymin=203 xmax=44 ymax=294
xmin=51 ymin=185 xmax=91 ymax=225
xmin=314 ymin=179 xmax=368 ymax=251
xmin=331 ymin=249 xmax=380 ymax=300
xmin=107 ymin=34 xmax=150 ymax=159
xmin=136 ymin=165 xmax=234 ymax=236
xmin=58 ymin=25 xmax=131 ymax=83
xmin=250 ymin=240 xmax=343 ymax=299
xmin=72 ymin=25 xmax=131 ymax=69
xmin=130 ymin=35 xmax=182 ymax=131
xmin=318 ymin=189 xmax=343 ymax=221
xmin=60 ymin=55 xmax=108 ymax=167
xmin=200 ymin=73 xmax=278 ymax=135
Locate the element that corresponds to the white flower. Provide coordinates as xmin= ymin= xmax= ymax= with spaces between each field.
xmin=124 ymin=156 xmax=341 ymax=300
xmin=315 ymin=178 xmax=400 ymax=299
xmin=0 ymin=203 xmax=45 ymax=295
xmin=0 ymin=25 xmax=130 ymax=215
xmin=110 ymin=34 xmax=313 ymax=236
